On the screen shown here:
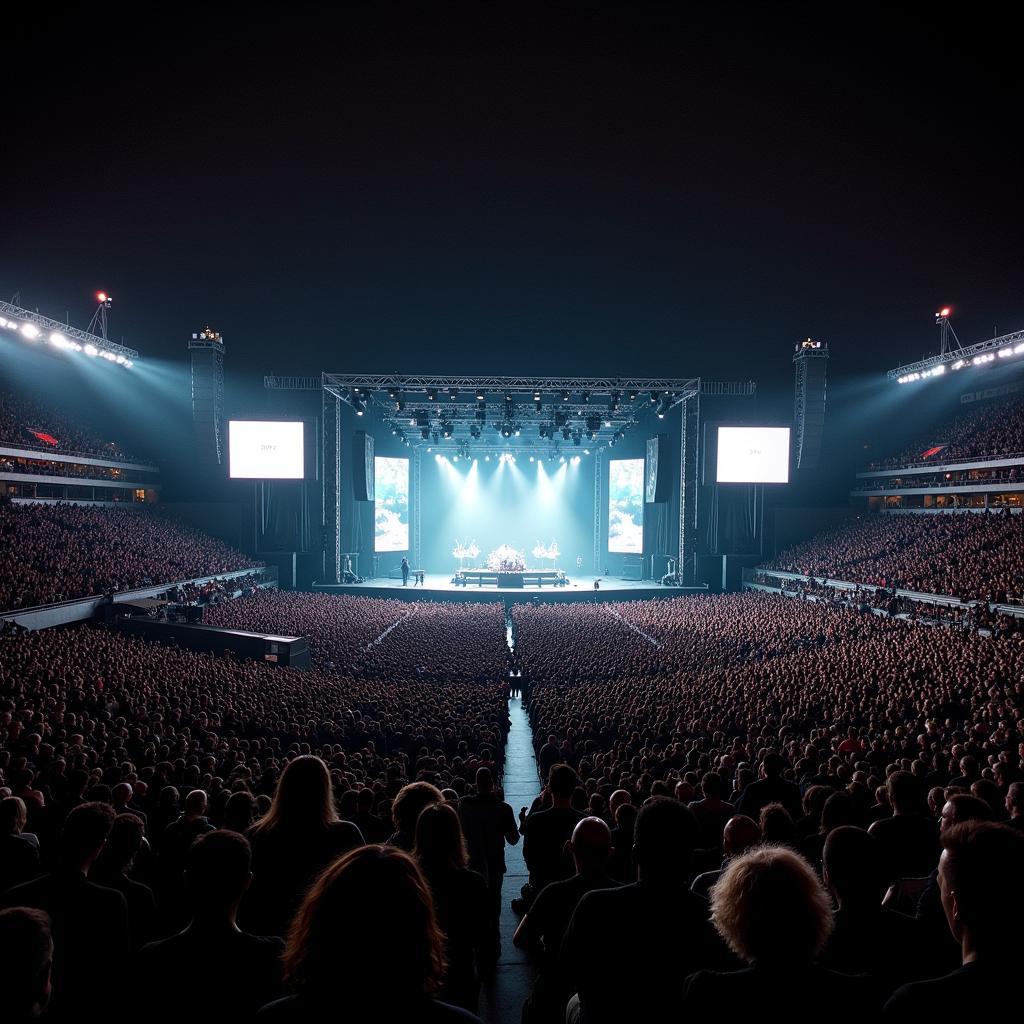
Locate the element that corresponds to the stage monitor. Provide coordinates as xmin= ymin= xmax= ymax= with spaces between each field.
xmin=716 ymin=426 xmax=790 ymax=483
xmin=228 ymin=420 xmax=304 ymax=479
xmin=374 ymin=456 xmax=409 ymax=551
xmin=608 ymin=458 xmax=644 ymax=553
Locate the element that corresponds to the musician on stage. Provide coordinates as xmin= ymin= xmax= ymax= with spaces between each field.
xmin=401 ymin=557 xmax=410 ymax=586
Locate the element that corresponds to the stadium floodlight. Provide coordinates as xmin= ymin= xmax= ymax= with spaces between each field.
xmin=20 ymin=323 xmax=40 ymax=340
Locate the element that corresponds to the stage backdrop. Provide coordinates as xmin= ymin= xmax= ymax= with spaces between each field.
xmin=374 ymin=456 xmax=409 ymax=551
xmin=608 ymin=458 xmax=644 ymax=553
xmin=419 ymin=454 xmax=592 ymax=574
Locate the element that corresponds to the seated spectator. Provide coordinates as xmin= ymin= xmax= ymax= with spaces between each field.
xmin=243 ymin=756 xmax=364 ymax=936
xmin=688 ymin=771 xmax=735 ymax=850
xmin=0 ymin=796 xmax=40 ymax=892
xmin=0 ymin=906 xmax=53 ymax=1022
xmin=884 ymin=822 xmax=1024 ymax=1017
xmin=607 ymin=801 xmax=637 ymax=882
xmin=1 ymin=802 xmax=128 ymax=1017
xmin=561 ymin=798 xmax=724 ymax=1024
xmin=1006 ymin=781 xmax=1024 ymax=831
xmin=736 ymin=752 xmax=803 ymax=821
xmin=869 ymin=770 xmax=939 ymax=882
xmin=516 ymin=816 xmax=619 ymax=1024
xmin=691 ymin=814 xmax=762 ymax=900
xmin=257 ymin=845 xmax=483 ymax=1022
xmin=135 ymin=830 xmax=284 ymax=1022
xmin=388 ymin=781 xmax=445 ymax=852
xmin=414 ymin=803 xmax=489 ymax=1012
xmin=90 ymin=813 xmax=157 ymax=949
xmin=820 ymin=826 xmax=925 ymax=994
xmin=682 ymin=845 xmax=878 ymax=1018
xmin=517 ymin=764 xmax=585 ymax=911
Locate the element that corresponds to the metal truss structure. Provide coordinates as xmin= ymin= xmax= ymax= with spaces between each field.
xmin=267 ymin=373 xmax=755 ymax=584
xmin=0 ymin=299 xmax=138 ymax=361
xmin=887 ymin=327 xmax=1024 ymax=382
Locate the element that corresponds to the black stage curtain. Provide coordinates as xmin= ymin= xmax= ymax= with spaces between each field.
xmin=257 ymin=480 xmax=310 ymax=552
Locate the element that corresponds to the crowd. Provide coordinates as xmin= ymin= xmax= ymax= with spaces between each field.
xmin=204 ymin=591 xmax=510 ymax=682
xmin=0 ymin=456 xmax=159 ymax=483
xmin=0 ymin=391 xmax=143 ymax=464
xmin=763 ymin=509 xmax=1024 ymax=602
xmin=2 ymin=587 xmax=1023 ymax=1020
xmin=0 ymin=503 xmax=262 ymax=611
xmin=871 ymin=392 xmax=1024 ymax=468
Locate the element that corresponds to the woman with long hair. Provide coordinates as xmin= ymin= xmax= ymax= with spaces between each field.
xmin=258 ymin=845 xmax=482 ymax=1022
xmin=243 ymin=755 xmax=363 ymax=936
xmin=414 ymin=803 xmax=490 ymax=1012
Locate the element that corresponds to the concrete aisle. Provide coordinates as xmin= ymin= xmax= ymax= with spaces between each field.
xmin=478 ymin=695 xmax=541 ymax=1024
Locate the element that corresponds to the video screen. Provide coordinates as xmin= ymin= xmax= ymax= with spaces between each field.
xmin=716 ymin=426 xmax=790 ymax=483
xmin=608 ymin=458 xmax=644 ymax=553
xmin=228 ymin=420 xmax=304 ymax=479
xmin=374 ymin=456 xmax=409 ymax=551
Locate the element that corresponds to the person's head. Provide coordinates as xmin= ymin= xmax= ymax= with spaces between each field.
xmin=633 ymin=796 xmax=698 ymax=881
xmin=722 ymin=815 xmax=761 ymax=859
xmin=699 ymin=771 xmax=724 ymax=801
xmin=759 ymin=802 xmax=796 ymax=846
xmin=475 ymin=767 xmax=495 ymax=795
xmin=284 ymin=845 xmax=445 ymax=998
xmin=710 ymin=846 xmax=833 ymax=963
xmin=61 ymin=801 xmax=115 ymax=871
xmin=224 ymin=791 xmax=256 ymax=832
xmin=886 ymin=770 xmax=923 ymax=816
xmin=939 ymin=822 xmax=1024 ymax=957
xmin=414 ymin=802 xmax=467 ymax=874
xmin=392 ymin=782 xmax=444 ymax=839
xmin=186 ymin=830 xmax=252 ymax=915
xmin=0 ymin=795 xmax=27 ymax=834
xmin=101 ymin=813 xmax=146 ymax=871
xmin=254 ymin=756 xmax=338 ymax=835
xmin=823 ymin=826 xmax=885 ymax=905
xmin=608 ymin=789 xmax=631 ymax=816
xmin=1007 ymin=781 xmax=1024 ymax=818
xmin=940 ymin=794 xmax=991 ymax=833
xmin=762 ymin=753 xmax=787 ymax=779
xmin=183 ymin=789 xmax=208 ymax=817
xmin=111 ymin=782 xmax=133 ymax=806
xmin=570 ymin=816 xmax=612 ymax=874
xmin=0 ymin=908 xmax=52 ymax=1019
xmin=548 ymin=764 xmax=578 ymax=802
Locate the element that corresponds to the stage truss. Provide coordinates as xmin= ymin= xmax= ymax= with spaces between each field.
xmin=265 ymin=374 xmax=755 ymax=584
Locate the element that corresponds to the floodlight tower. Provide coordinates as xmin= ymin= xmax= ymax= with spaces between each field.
xmin=87 ymin=291 xmax=113 ymax=340
xmin=189 ymin=326 xmax=226 ymax=467
xmin=793 ymin=337 xmax=829 ymax=471
xmin=935 ymin=306 xmax=962 ymax=356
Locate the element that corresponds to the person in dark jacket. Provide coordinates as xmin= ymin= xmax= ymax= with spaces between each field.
xmin=682 ymin=845 xmax=878 ymax=1021
xmin=257 ymin=845 xmax=482 ymax=1023
xmin=243 ymin=755 xmax=364 ymax=936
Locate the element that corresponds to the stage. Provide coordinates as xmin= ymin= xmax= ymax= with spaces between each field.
xmin=312 ymin=573 xmax=707 ymax=603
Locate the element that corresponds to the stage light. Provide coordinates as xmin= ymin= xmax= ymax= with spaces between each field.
xmin=123 ymin=359 xmax=132 ymax=367
xmin=97 ymin=291 xmax=109 ymax=303
xmin=560 ymin=455 xmax=566 ymax=463
xmin=427 ymin=388 xmax=438 ymax=401
xmin=49 ymin=331 xmax=66 ymax=346
xmin=581 ymin=390 xmax=590 ymax=403
xmin=561 ymin=390 xmax=570 ymax=402
xmin=476 ymin=388 xmax=485 ymax=401
xmin=650 ymin=390 xmax=659 ymax=404
xmin=584 ymin=448 xmax=591 ymax=455
xmin=453 ymin=454 xmax=459 ymax=462
xmin=352 ymin=398 xmax=366 ymax=416
xmin=572 ymin=455 xmax=581 ymax=464
xmin=937 ymin=307 xmax=951 ymax=318
xmin=485 ymin=454 xmax=490 ymax=461
xmin=529 ymin=455 xmax=535 ymax=462
xmin=448 ymin=387 xmax=459 ymax=401
xmin=84 ymin=343 xmax=98 ymax=356
xmin=20 ymin=323 xmax=40 ymax=340
xmin=388 ymin=387 xmax=399 ymax=400
xmin=627 ymin=390 xmax=638 ymax=402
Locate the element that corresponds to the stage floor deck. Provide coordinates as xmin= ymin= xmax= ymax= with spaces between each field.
xmin=313 ymin=573 xmax=705 ymax=603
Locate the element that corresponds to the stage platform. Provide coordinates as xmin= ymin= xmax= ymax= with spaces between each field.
xmin=313 ymin=574 xmax=707 ymax=603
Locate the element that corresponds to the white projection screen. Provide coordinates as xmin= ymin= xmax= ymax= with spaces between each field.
xmin=608 ymin=458 xmax=644 ymax=553
xmin=374 ymin=456 xmax=410 ymax=552
xmin=228 ymin=420 xmax=305 ymax=479
xmin=716 ymin=426 xmax=790 ymax=483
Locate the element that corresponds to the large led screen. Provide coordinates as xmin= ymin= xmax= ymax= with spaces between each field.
xmin=374 ymin=456 xmax=409 ymax=551
xmin=228 ymin=420 xmax=304 ymax=479
xmin=716 ymin=426 xmax=790 ymax=483
xmin=608 ymin=458 xmax=644 ymax=553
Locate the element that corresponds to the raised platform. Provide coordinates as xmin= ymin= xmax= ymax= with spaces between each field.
xmin=313 ymin=573 xmax=706 ymax=603
xmin=457 ymin=569 xmax=566 ymax=589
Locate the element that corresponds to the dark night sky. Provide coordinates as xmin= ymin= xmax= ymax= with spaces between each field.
xmin=2 ymin=8 xmax=1021 ymax=408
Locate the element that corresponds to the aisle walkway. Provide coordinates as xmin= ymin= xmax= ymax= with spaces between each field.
xmin=478 ymin=695 xmax=542 ymax=1024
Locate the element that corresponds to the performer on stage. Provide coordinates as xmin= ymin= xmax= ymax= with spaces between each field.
xmin=401 ymin=557 xmax=410 ymax=587
xmin=576 ymin=554 xmax=584 ymax=571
